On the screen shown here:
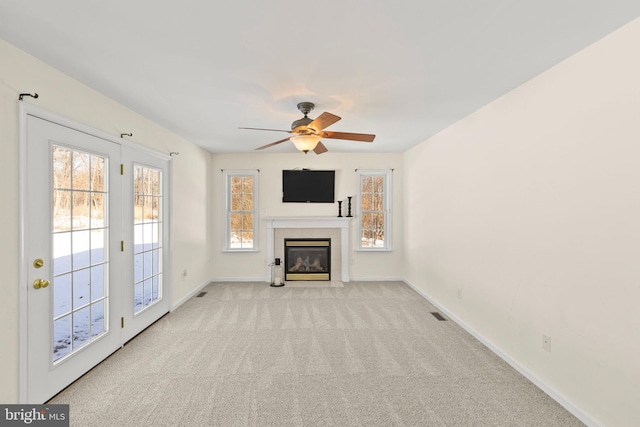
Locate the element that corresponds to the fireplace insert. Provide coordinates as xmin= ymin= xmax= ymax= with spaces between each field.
xmin=284 ymin=238 xmax=331 ymax=281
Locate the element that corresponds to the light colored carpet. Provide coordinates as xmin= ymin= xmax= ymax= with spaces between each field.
xmin=50 ymin=281 xmax=584 ymax=426
xmin=282 ymin=280 xmax=344 ymax=288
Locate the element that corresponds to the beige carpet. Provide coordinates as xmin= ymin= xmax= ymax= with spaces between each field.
xmin=282 ymin=280 xmax=344 ymax=288
xmin=50 ymin=281 xmax=584 ymax=426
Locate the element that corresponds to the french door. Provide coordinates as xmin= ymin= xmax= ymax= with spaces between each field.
xmin=121 ymin=146 xmax=171 ymax=342
xmin=22 ymin=110 xmax=171 ymax=403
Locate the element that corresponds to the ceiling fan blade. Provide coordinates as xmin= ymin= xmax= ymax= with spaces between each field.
xmin=239 ymin=127 xmax=292 ymax=134
xmin=255 ymin=137 xmax=291 ymax=150
xmin=313 ymin=141 xmax=328 ymax=155
xmin=308 ymin=112 xmax=341 ymax=132
xmin=322 ymin=131 xmax=376 ymax=142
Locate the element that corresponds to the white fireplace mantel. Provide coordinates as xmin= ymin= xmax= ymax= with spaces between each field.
xmin=265 ymin=217 xmax=352 ymax=282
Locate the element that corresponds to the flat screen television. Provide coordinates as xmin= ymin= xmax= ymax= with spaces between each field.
xmin=282 ymin=169 xmax=335 ymax=203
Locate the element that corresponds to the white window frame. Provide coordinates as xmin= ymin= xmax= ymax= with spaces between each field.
xmin=223 ymin=170 xmax=259 ymax=252
xmin=356 ymin=169 xmax=392 ymax=251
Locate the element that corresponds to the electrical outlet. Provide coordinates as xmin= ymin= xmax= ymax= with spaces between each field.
xmin=457 ymin=288 xmax=462 ymax=299
xmin=183 ymin=269 xmax=188 ymax=277
xmin=542 ymin=335 xmax=551 ymax=352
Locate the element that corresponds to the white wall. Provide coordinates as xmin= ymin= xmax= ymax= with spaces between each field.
xmin=403 ymin=18 xmax=640 ymax=427
xmin=0 ymin=40 xmax=213 ymax=402
xmin=210 ymin=152 xmax=403 ymax=281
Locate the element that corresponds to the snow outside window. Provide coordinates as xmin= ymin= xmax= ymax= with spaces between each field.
xmin=357 ymin=169 xmax=392 ymax=250
xmin=224 ymin=170 xmax=259 ymax=251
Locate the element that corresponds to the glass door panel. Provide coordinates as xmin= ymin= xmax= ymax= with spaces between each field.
xmin=133 ymin=164 xmax=163 ymax=314
xmin=52 ymin=146 xmax=109 ymax=362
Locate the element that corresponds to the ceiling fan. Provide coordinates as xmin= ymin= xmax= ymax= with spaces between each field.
xmin=239 ymin=102 xmax=376 ymax=154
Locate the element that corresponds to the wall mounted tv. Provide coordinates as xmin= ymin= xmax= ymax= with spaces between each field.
xmin=282 ymin=169 xmax=335 ymax=203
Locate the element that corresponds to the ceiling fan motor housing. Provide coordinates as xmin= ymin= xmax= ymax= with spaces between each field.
xmin=291 ymin=116 xmax=313 ymax=131
xmin=292 ymin=102 xmax=316 ymax=132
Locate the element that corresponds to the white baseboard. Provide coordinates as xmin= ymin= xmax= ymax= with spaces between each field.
xmin=348 ymin=276 xmax=404 ymax=282
xmin=402 ymin=279 xmax=601 ymax=427
xmin=211 ymin=277 xmax=407 ymax=284
xmin=210 ymin=276 xmax=267 ymax=282
xmin=171 ymin=279 xmax=212 ymax=311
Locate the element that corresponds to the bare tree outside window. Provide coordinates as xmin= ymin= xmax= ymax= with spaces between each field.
xmin=358 ymin=170 xmax=391 ymax=250
xmin=133 ymin=165 xmax=163 ymax=313
xmin=225 ymin=171 xmax=258 ymax=250
xmin=53 ymin=147 xmax=106 ymax=232
xmin=51 ymin=146 xmax=109 ymax=361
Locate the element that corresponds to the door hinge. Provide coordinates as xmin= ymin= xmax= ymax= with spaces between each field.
xmin=121 ymin=241 xmax=124 ymax=251
xmin=120 ymin=164 xmax=124 ymax=175
xmin=121 ymin=317 xmax=124 ymax=328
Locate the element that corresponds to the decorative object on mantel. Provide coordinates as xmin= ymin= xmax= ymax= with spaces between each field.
xmin=346 ymin=196 xmax=353 ymax=217
xmin=270 ymin=258 xmax=285 ymax=287
xmin=337 ymin=201 xmax=343 ymax=217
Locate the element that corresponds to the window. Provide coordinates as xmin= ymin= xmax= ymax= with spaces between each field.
xmin=224 ymin=170 xmax=258 ymax=251
xmin=357 ymin=169 xmax=392 ymax=250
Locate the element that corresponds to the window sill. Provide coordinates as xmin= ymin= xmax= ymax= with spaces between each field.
xmin=355 ymin=248 xmax=393 ymax=252
xmin=222 ymin=248 xmax=260 ymax=253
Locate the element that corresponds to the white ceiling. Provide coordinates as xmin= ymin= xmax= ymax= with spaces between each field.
xmin=2 ymin=1 xmax=639 ymax=154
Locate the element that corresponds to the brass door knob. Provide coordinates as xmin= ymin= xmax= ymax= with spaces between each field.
xmin=33 ymin=279 xmax=50 ymax=289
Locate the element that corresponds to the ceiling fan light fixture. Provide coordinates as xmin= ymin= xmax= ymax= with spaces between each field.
xmin=290 ymin=134 xmax=321 ymax=153
xmin=242 ymin=101 xmax=375 ymax=154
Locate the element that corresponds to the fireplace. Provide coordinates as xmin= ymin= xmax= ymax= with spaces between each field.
xmin=284 ymin=238 xmax=331 ymax=281
xmin=264 ymin=217 xmax=351 ymax=282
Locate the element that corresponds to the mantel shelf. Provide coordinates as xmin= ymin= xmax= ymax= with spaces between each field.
xmin=264 ymin=216 xmax=353 ymax=229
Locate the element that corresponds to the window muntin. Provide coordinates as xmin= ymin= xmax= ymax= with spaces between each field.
xmin=224 ymin=170 xmax=258 ymax=251
xmin=357 ymin=170 xmax=392 ymax=250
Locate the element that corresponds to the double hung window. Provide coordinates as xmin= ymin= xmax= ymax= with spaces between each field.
xmin=224 ymin=170 xmax=258 ymax=251
xmin=357 ymin=169 xmax=392 ymax=250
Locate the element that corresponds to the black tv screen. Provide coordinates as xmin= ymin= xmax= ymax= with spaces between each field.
xmin=282 ymin=170 xmax=335 ymax=203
